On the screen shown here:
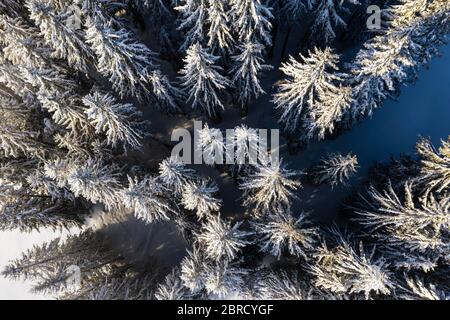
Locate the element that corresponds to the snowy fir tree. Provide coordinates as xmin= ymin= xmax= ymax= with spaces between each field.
xmin=229 ymin=0 xmax=273 ymax=47
xmin=82 ymin=90 xmax=144 ymax=150
xmin=347 ymin=0 xmax=450 ymax=123
xmin=179 ymin=245 xmax=207 ymax=294
xmin=231 ymin=124 xmax=259 ymax=172
xmin=122 ymin=175 xmax=176 ymax=223
xmin=202 ymin=259 xmax=247 ymax=298
xmin=206 ymin=0 xmax=233 ymax=52
xmin=310 ymin=0 xmax=353 ymax=46
xmin=179 ymin=43 xmax=230 ymax=119
xmin=416 ymin=136 xmax=450 ymax=199
xmin=310 ymin=152 xmax=359 ymax=188
xmin=0 ymin=14 xmax=51 ymax=67
xmin=1 ymin=0 xmax=449 ymax=301
xmin=85 ymin=17 xmax=158 ymax=100
xmin=282 ymin=0 xmax=316 ymax=22
xmin=273 ymin=47 xmax=346 ymax=137
xmin=181 ymin=179 xmax=222 ymax=220
xmin=174 ymin=0 xmax=208 ymax=52
xmin=304 ymin=84 xmax=353 ymax=141
xmin=309 ymin=227 xmax=394 ymax=299
xmin=195 ymin=123 xmax=227 ymax=165
xmin=158 ymin=155 xmax=197 ymax=194
xmin=355 ymin=182 xmax=449 ymax=268
xmin=230 ymin=40 xmax=272 ymax=113
xmin=196 ymin=215 xmax=251 ymax=262
xmin=253 ymin=270 xmax=312 ymax=300
xmin=2 ymin=230 xmax=122 ymax=295
xmin=64 ymin=158 xmax=122 ymax=208
xmin=148 ymin=69 xmax=185 ymax=112
xmin=399 ymin=277 xmax=450 ymax=300
xmin=27 ymin=0 xmax=94 ymax=72
xmin=239 ymin=159 xmax=302 ymax=213
xmin=2 ymin=228 xmax=162 ymax=299
xmin=252 ymin=209 xmax=317 ymax=259
xmin=155 ymin=268 xmax=190 ymax=300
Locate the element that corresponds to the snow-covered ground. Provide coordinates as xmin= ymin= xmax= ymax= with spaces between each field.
xmin=0 ymin=229 xmax=70 ymax=299
xmin=1 ymin=36 xmax=449 ymax=299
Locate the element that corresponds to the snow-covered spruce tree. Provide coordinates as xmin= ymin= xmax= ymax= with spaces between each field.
xmin=19 ymin=64 xmax=78 ymax=95
xmin=196 ymin=123 xmax=225 ymax=164
xmin=85 ymin=17 xmax=158 ymax=100
xmin=0 ymin=14 xmax=52 ymax=67
xmin=180 ymin=245 xmax=207 ymax=294
xmin=399 ymin=276 xmax=450 ymax=300
xmin=122 ymin=175 xmax=176 ymax=224
xmin=172 ymin=210 xmax=199 ymax=243
xmin=53 ymin=131 xmax=112 ymax=160
xmin=85 ymin=270 xmax=158 ymax=300
xmin=196 ymin=215 xmax=251 ymax=262
xmin=158 ymin=155 xmax=197 ymax=194
xmin=0 ymin=124 xmax=42 ymax=158
xmin=155 ymin=268 xmax=191 ymax=300
xmin=347 ymin=0 xmax=450 ymax=122
xmin=181 ymin=179 xmax=222 ymax=220
xmin=253 ymin=269 xmax=312 ymax=300
xmin=203 ymin=260 xmax=247 ymax=298
xmin=3 ymin=227 xmax=160 ymax=299
xmin=19 ymin=66 xmax=94 ymax=137
xmin=273 ymin=47 xmax=345 ymax=135
xmin=239 ymin=159 xmax=302 ymax=213
xmin=354 ymin=181 xmax=449 ymax=271
xmin=252 ymin=209 xmax=317 ymax=259
xmin=48 ymin=157 xmax=122 ymax=209
xmin=282 ymin=0 xmax=316 ymax=22
xmin=0 ymin=63 xmax=37 ymax=105
xmin=416 ymin=137 xmax=450 ymax=199
xmin=229 ymin=124 xmax=259 ymax=175
xmin=303 ymin=84 xmax=353 ymax=142
xmin=230 ymin=40 xmax=272 ymax=113
xmin=347 ymin=33 xmax=412 ymax=121
xmin=81 ymin=0 xmax=128 ymax=26
xmin=233 ymin=124 xmax=259 ymax=160
xmin=179 ymin=43 xmax=230 ymax=119
xmin=310 ymin=0 xmax=356 ymax=46
xmin=1 ymin=230 xmax=125 ymax=296
xmin=40 ymin=0 xmax=75 ymax=11
xmin=0 ymin=94 xmax=44 ymax=158
xmin=27 ymin=0 xmax=94 ymax=72
xmin=0 ymin=63 xmax=97 ymax=232
xmin=148 ymin=69 xmax=184 ymax=112
xmin=229 ymin=0 xmax=273 ymax=46
xmin=44 ymin=157 xmax=79 ymax=192
xmin=311 ymin=152 xmax=358 ymax=188
xmin=206 ymin=0 xmax=233 ymax=52
xmin=82 ymin=90 xmax=144 ymax=150
xmin=0 ymin=160 xmax=86 ymax=232
xmin=309 ymin=228 xmax=394 ymax=299
xmin=179 ymin=244 xmax=248 ymax=298
xmin=174 ymin=0 xmax=207 ymax=52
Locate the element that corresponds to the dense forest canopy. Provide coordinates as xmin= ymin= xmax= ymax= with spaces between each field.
xmin=0 ymin=0 xmax=449 ymax=300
